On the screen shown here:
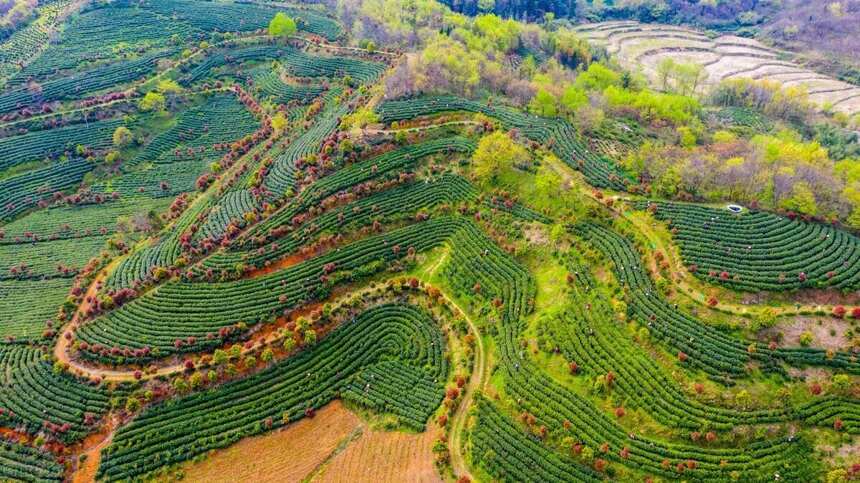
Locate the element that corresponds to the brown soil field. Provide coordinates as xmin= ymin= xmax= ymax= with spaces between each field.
xmin=315 ymin=425 xmax=442 ymax=483
xmin=181 ymin=400 xmax=441 ymax=483
xmin=182 ymin=401 xmax=361 ymax=483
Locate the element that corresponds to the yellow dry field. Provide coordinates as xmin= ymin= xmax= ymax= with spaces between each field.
xmin=315 ymin=425 xmax=441 ymax=483
xmin=182 ymin=401 xmax=361 ymax=483
xmin=181 ymin=400 xmax=441 ymax=483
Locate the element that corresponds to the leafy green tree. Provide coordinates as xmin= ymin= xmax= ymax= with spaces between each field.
xmin=189 ymin=372 xmax=203 ymax=388
xmin=138 ymin=91 xmax=166 ymax=112
xmin=125 ymin=397 xmax=141 ymax=412
xmin=831 ymin=374 xmax=851 ymax=393
xmin=157 ymin=79 xmax=182 ymax=94
xmin=561 ymin=85 xmax=588 ymax=112
xmin=283 ymin=336 xmax=296 ymax=351
xmin=473 ymin=14 xmax=520 ymax=53
xmin=826 ymin=469 xmax=849 ymax=483
xmin=112 ymin=126 xmax=133 ymax=147
xmin=574 ymin=63 xmax=621 ymax=91
xmin=780 ymin=182 xmax=818 ymax=216
xmin=172 ymin=377 xmax=190 ymax=393
xmin=303 ymin=329 xmax=317 ymax=345
xmin=528 ymin=89 xmax=557 ymax=117
xmin=652 ymin=167 xmax=682 ymax=198
xmin=261 ymin=348 xmax=274 ymax=363
xmin=212 ymin=349 xmax=228 ymax=365
xmin=677 ymin=126 xmax=697 ymax=147
xmin=271 ymin=112 xmax=288 ymax=133
xmin=105 ymin=150 xmax=121 ymax=165
xmin=472 ymin=131 xmax=530 ymax=184
xmin=269 ymin=12 xmax=297 ymax=37
xmin=657 ymin=58 xmax=676 ymax=91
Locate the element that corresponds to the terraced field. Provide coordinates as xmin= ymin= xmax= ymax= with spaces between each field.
xmin=635 ymin=201 xmax=860 ymax=291
xmin=0 ymin=2 xmax=856 ymax=482
xmin=574 ymin=21 xmax=860 ymax=116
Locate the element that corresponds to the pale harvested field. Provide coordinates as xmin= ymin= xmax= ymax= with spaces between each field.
xmin=765 ymin=71 xmax=831 ymax=83
xmin=182 ymin=401 xmax=362 ymax=483
xmin=315 ymin=425 xmax=442 ymax=483
xmin=180 ymin=400 xmax=441 ymax=483
xmin=574 ymin=21 xmax=860 ymax=116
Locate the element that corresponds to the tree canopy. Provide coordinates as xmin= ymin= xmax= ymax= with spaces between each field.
xmin=268 ymin=12 xmax=297 ymax=37
xmin=472 ymin=130 xmax=530 ymax=184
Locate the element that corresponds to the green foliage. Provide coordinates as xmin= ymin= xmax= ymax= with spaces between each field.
xmin=656 ymin=58 xmax=707 ymax=96
xmin=138 ymin=91 xmax=166 ymax=112
xmin=473 ymin=14 xmax=520 ymax=52
xmin=341 ymin=105 xmax=380 ymax=130
xmin=574 ymin=63 xmax=621 ymax=91
xmin=528 ymin=88 xmax=557 ymax=117
xmin=156 ymin=79 xmax=182 ymax=94
xmin=472 ymin=130 xmax=530 ymax=184
xmin=604 ymin=85 xmax=700 ymax=125
xmin=779 ymin=181 xmax=818 ymax=216
xmin=268 ymin=12 xmax=297 ymax=37
xmin=271 ymin=112 xmax=288 ymax=133
xmin=560 ymin=85 xmax=588 ymax=111
xmin=112 ymin=126 xmax=133 ymax=147
xmin=677 ymin=126 xmax=697 ymax=147
xmin=710 ymin=78 xmax=813 ymax=125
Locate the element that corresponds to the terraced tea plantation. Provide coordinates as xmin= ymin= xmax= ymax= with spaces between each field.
xmin=0 ymin=1 xmax=857 ymax=482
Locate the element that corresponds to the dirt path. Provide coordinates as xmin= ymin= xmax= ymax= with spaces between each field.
xmin=623 ymin=206 xmax=847 ymax=318
xmin=52 ymin=257 xmax=190 ymax=383
xmin=72 ymin=415 xmax=119 ymax=483
xmin=544 ymin=154 xmax=849 ymax=320
xmin=442 ymin=290 xmax=487 ymax=482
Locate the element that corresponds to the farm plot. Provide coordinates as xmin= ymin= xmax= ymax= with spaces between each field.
xmin=80 ymin=217 xmax=466 ymax=358
xmin=261 ymin=86 xmax=349 ymax=198
xmin=0 ymin=345 xmax=113 ymax=444
xmin=125 ymin=93 xmax=259 ymax=167
xmin=0 ymin=0 xmax=74 ymax=87
xmin=0 ymin=278 xmax=72 ymax=340
xmin=251 ymin=136 xmax=476 ymax=239
xmin=575 ymin=222 xmax=860 ymax=380
xmin=180 ymin=45 xmax=384 ymax=87
xmin=316 ymin=422 xmax=441 ymax=483
xmin=200 ymin=173 xmax=478 ymax=274
xmin=0 ymin=234 xmax=109 ymax=280
xmin=0 ymin=49 xmax=175 ymax=114
xmin=545 ymin=251 xmax=859 ymax=433
xmin=248 ymin=65 xmax=325 ymax=105
xmin=376 ymin=95 xmax=632 ymax=190
xmin=104 ymin=195 xmax=212 ymax=291
xmin=6 ymin=5 xmax=197 ymax=86
xmin=97 ymin=302 xmax=447 ymax=480
xmin=432 ymin=207 xmax=820 ymax=482
xmin=0 ymin=198 xmax=172 ymax=243
xmin=140 ymin=0 xmax=342 ymax=41
xmin=181 ymin=400 xmax=362 ymax=483
xmin=0 ymin=4 xmax=854 ymax=480
xmin=637 ymin=200 xmax=860 ymax=291
xmin=0 ymin=118 xmax=121 ymax=172
xmin=0 ymin=439 xmax=63 ymax=482
xmin=0 ymin=158 xmax=94 ymax=221
xmin=574 ymin=21 xmax=860 ymax=116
